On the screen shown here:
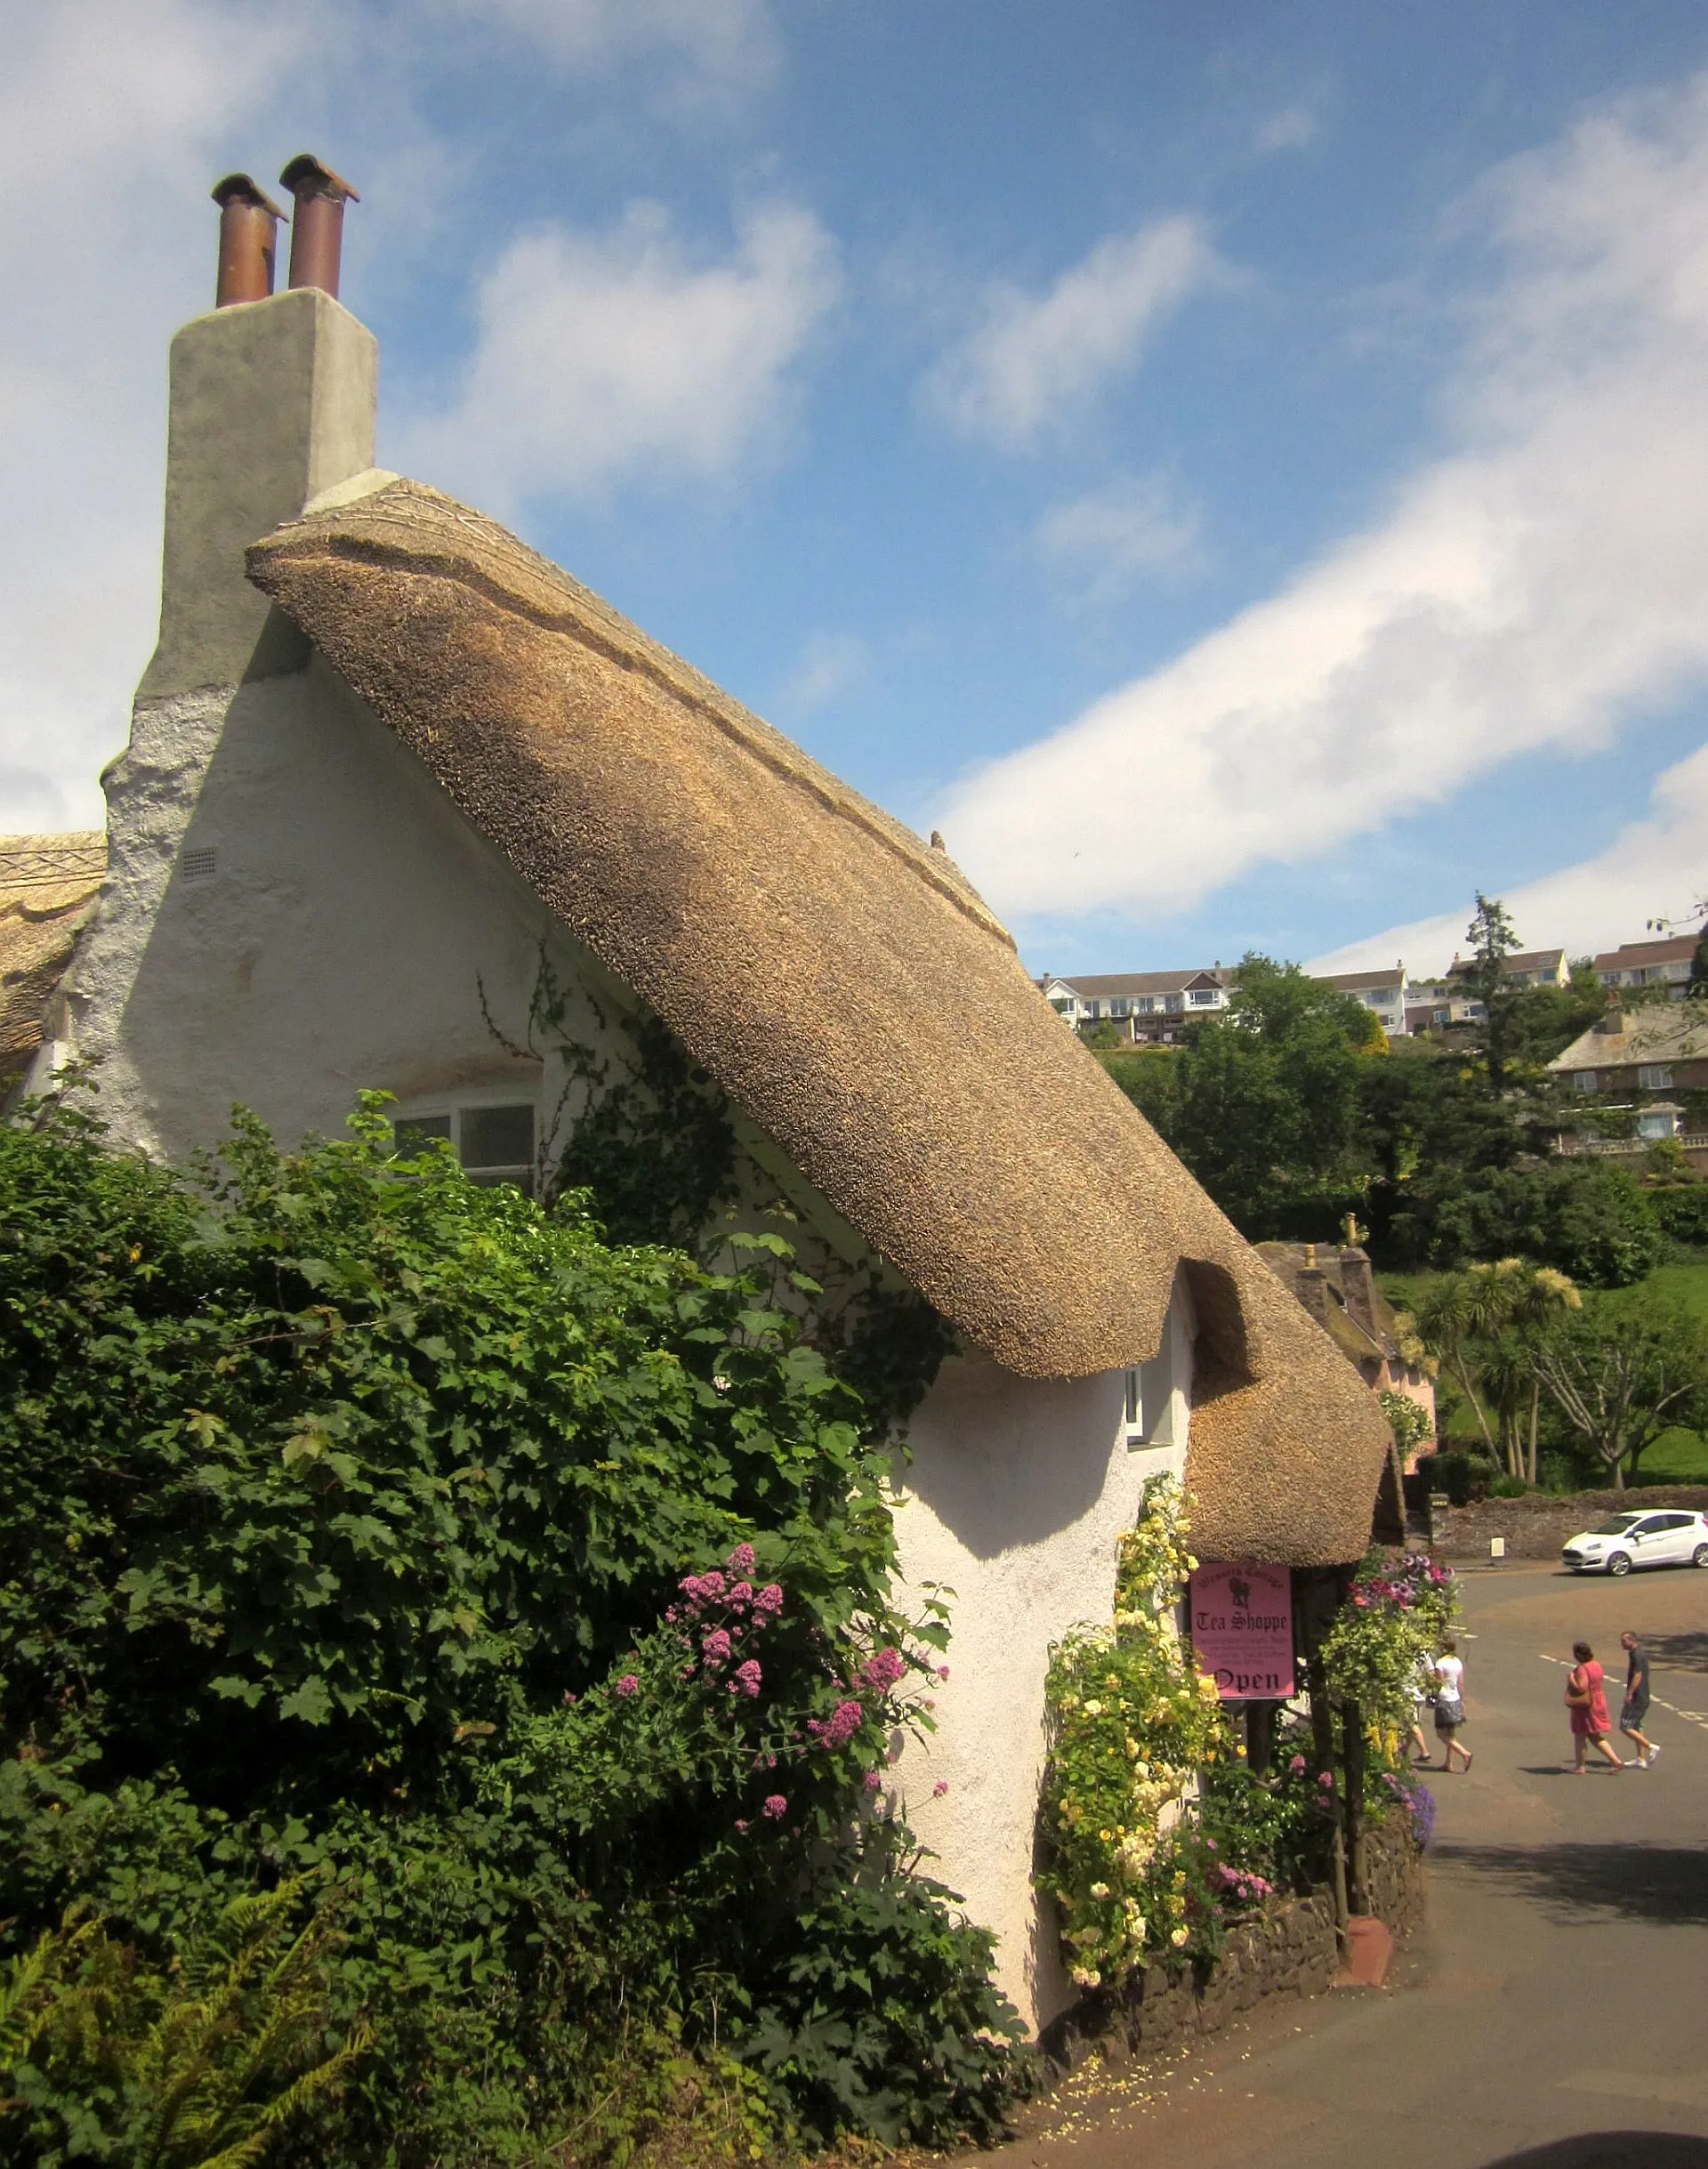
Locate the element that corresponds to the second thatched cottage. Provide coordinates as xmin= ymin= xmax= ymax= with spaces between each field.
xmin=34 ymin=167 xmax=1394 ymax=2034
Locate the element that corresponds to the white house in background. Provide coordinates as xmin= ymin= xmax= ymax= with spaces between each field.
xmin=1592 ymin=933 xmax=1700 ymax=1000
xmin=32 ymin=172 xmax=1393 ymax=2038
xmin=1038 ymin=967 xmax=1232 ymax=1042
xmin=1316 ymin=965 xmax=1405 ymax=1040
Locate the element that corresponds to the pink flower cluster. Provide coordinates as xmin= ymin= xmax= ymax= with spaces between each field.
xmin=761 ymin=1794 xmax=787 ymax=1819
xmin=615 ymin=1674 xmax=640 ymax=1698
xmin=731 ymin=1658 xmax=762 ymax=1698
xmin=858 ymin=1648 xmax=906 ymax=1694
xmin=807 ymin=1698 xmax=865 ymax=1749
xmin=1213 ymin=1864 xmax=1274 ymax=1901
xmin=674 ymin=1547 xmax=786 ymax=1686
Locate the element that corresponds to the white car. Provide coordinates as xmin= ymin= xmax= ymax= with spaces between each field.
xmin=1561 ymin=1509 xmax=1708 ymax=1576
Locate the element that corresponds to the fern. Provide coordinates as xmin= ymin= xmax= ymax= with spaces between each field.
xmin=0 ymin=1882 xmax=367 ymax=2169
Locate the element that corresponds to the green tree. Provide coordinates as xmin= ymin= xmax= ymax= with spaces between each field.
xmin=1530 ymin=1302 xmax=1708 ymax=1488
xmin=1462 ymin=892 xmax=1521 ymax=1093
xmin=1103 ymin=954 xmax=1374 ymax=1236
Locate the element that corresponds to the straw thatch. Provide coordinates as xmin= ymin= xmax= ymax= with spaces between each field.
xmin=0 ymin=834 xmax=105 ymax=1084
xmin=246 ymin=480 xmax=1391 ymax=1566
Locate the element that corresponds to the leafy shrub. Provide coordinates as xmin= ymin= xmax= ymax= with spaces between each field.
xmin=0 ymin=1097 xmax=1025 ymax=2162
xmin=1320 ymin=1552 xmax=1458 ymax=1736
xmin=1651 ymin=1182 xmax=1708 ymax=1249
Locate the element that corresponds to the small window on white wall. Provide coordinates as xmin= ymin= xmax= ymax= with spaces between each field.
xmin=396 ymin=1098 xmax=537 ymax=1196
xmin=1123 ymin=1348 xmax=1176 ymax=1448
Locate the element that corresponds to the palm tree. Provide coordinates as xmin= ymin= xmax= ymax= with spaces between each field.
xmin=1508 ymin=1266 xmax=1582 ymax=1483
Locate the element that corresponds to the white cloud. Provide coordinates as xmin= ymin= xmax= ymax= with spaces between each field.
xmin=924 ymin=216 xmax=1227 ymax=450
xmin=432 ymin=0 xmax=777 ymax=106
xmin=1253 ymin=103 xmax=1319 ymax=154
xmin=0 ymin=0 xmax=301 ymax=830
xmin=1309 ymin=744 xmax=1708 ymax=978
xmin=405 ymin=199 xmax=842 ymax=509
xmin=777 ymin=631 xmax=868 ymax=716
xmin=1035 ymin=473 xmax=1204 ymax=595
xmin=939 ymin=80 xmax=1708 ymax=928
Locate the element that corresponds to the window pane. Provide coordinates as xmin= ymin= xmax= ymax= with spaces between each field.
xmin=460 ymin=1103 xmax=535 ymax=1169
xmin=395 ymin=1113 xmax=452 ymax=1158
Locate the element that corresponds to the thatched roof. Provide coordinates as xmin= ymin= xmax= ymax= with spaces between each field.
xmin=0 ymin=833 xmax=105 ymax=1084
xmin=246 ymin=479 xmax=1391 ymax=1566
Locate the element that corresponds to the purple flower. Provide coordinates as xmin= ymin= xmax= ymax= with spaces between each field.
xmin=755 ymin=1584 xmax=784 ymax=1616
xmin=702 ymin=1628 xmax=733 ymax=1666
xmin=933 ymin=1779 xmax=949 ymax=1797
xmin=762 ymin=1794 xmax=787 ymax=1819
xmin=615 ymin=1673 xmax=640 ymax=1698
xmin=733 ymin=1659 xmax=762 ymax=1698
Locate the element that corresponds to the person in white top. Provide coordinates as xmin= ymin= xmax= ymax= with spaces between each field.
xmin=1432 ymin=1639 xmax=1472 ymax=1772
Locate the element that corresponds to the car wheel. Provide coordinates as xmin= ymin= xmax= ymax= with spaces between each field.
xmin=1607 ymin=1550 xmax=1633 ymax=1576
xmin=1693 ymin=1544 xmax=1708 ymax=1569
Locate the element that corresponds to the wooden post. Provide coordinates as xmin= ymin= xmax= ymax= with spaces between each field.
xmin=1245 ymin=1698 xmax=1278 ymax=1775
xmin=1343 ymin=1695 xmax=1367 ymax=1915
xmin=1305 ymin=1649 xmax=1348 ymax=1937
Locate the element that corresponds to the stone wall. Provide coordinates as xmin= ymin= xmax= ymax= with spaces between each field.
xmin=1432 ymin=1486 xmax=1708 ymax=1561
xmin=1040 ymin=1815 xmax=1423 ymax=2073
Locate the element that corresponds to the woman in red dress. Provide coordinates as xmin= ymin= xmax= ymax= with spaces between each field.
xmin=1567 ymin=1640 xmax=1625 ymax=1773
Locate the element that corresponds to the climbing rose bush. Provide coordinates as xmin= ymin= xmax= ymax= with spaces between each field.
xmin=1036 ymin=1476 xmax=1229 ymax=1989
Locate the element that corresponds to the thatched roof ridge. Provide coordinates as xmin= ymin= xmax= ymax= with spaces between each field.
xmin=0 ymin=832 xmax=106 ymax=1084
xmin=247 ymin=479 xmax=1391 ymax=1566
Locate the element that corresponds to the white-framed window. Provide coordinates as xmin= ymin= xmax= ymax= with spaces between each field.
xmin=1084 ymin=999 xmax=1101 ymax=1020
xmin=1574 ymin=1071 xmax=1598 ymax=1094
xmin=1135 ymin=996 xmax=1156 ymax=1012
xmin=394 ymin=1093 xmax=538 ymax=1195
xmin=1639 ymin=1064 xmax=1674 ymax=1089
xmin=1110 ymin=998 xmax=1130 ymax=1018
xmin=1188 ymin=988 xmax=1219 ymax=1006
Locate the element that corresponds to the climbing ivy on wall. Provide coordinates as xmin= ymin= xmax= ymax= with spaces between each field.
xmin=485 ymin=948 xmax=955 ymax=1438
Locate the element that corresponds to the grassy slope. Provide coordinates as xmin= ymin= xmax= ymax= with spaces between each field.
xmin=1378 ymin=1258 xmax=1708 ymax=1483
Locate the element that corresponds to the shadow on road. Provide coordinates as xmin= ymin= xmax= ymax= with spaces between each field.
xmin=1479 ymin=2139 xmax=1708 ymax=2167
xmin=1647 ymin=1630 xmax=1708 ymax=1675
xmin=1435 ymin=1841 xmax=1708 ymax=1924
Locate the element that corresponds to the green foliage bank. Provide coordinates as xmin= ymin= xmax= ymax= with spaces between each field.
xmin=0 ymin=1096 xmax=1028 ymax=2165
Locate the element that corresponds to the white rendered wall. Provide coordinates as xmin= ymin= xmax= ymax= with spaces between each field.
xmin=56 ymin=653 xmax=634 ymax=1166
xmin=888 ymin=1277 xmax=1195 ymax=2036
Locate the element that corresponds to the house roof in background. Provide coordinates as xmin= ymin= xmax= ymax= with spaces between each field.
xmin=1592 ymin=934 xmax=1698 ymax=973
xmin=0 ymin=832 xmax=105 ymax=1084
xmin=1549 ymin=1002 xmax=1708 ymax=1072
xmin=1318 ymin=965 xmax=1403 ymax=992
xmin=247 ymin=476 xmax=1391 ymax=1566
xmin=1043 ymin=967 xmax=1229 ymax=997
xmin=1445 ymin=947 xmax=1566 ymax=979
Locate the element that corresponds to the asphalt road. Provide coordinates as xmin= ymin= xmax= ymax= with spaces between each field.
xmin=979 ymin=1561 xmax=1708 ymax=2169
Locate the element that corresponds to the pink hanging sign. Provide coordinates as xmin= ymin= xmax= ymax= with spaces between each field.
xmin=1188 ymin=1563 xmax=1295 ymax=1701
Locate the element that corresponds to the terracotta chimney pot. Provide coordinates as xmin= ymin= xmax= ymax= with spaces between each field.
xmin=279 ymin=154 xmax=359 ymax=300
xmin=211 ymin=173 xmax=285 ymax=308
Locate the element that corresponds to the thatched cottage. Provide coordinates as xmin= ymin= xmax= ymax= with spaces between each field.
xmin=26 ymin=171 xmax=1394 ymax=2033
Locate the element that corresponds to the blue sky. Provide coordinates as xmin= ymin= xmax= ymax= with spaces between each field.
xmin=6 ymin=3 xmax=1708 ymax=978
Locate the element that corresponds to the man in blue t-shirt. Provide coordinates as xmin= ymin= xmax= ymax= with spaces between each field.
xmin=1620 ymin=1631 xmax=1659 ymax=1768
